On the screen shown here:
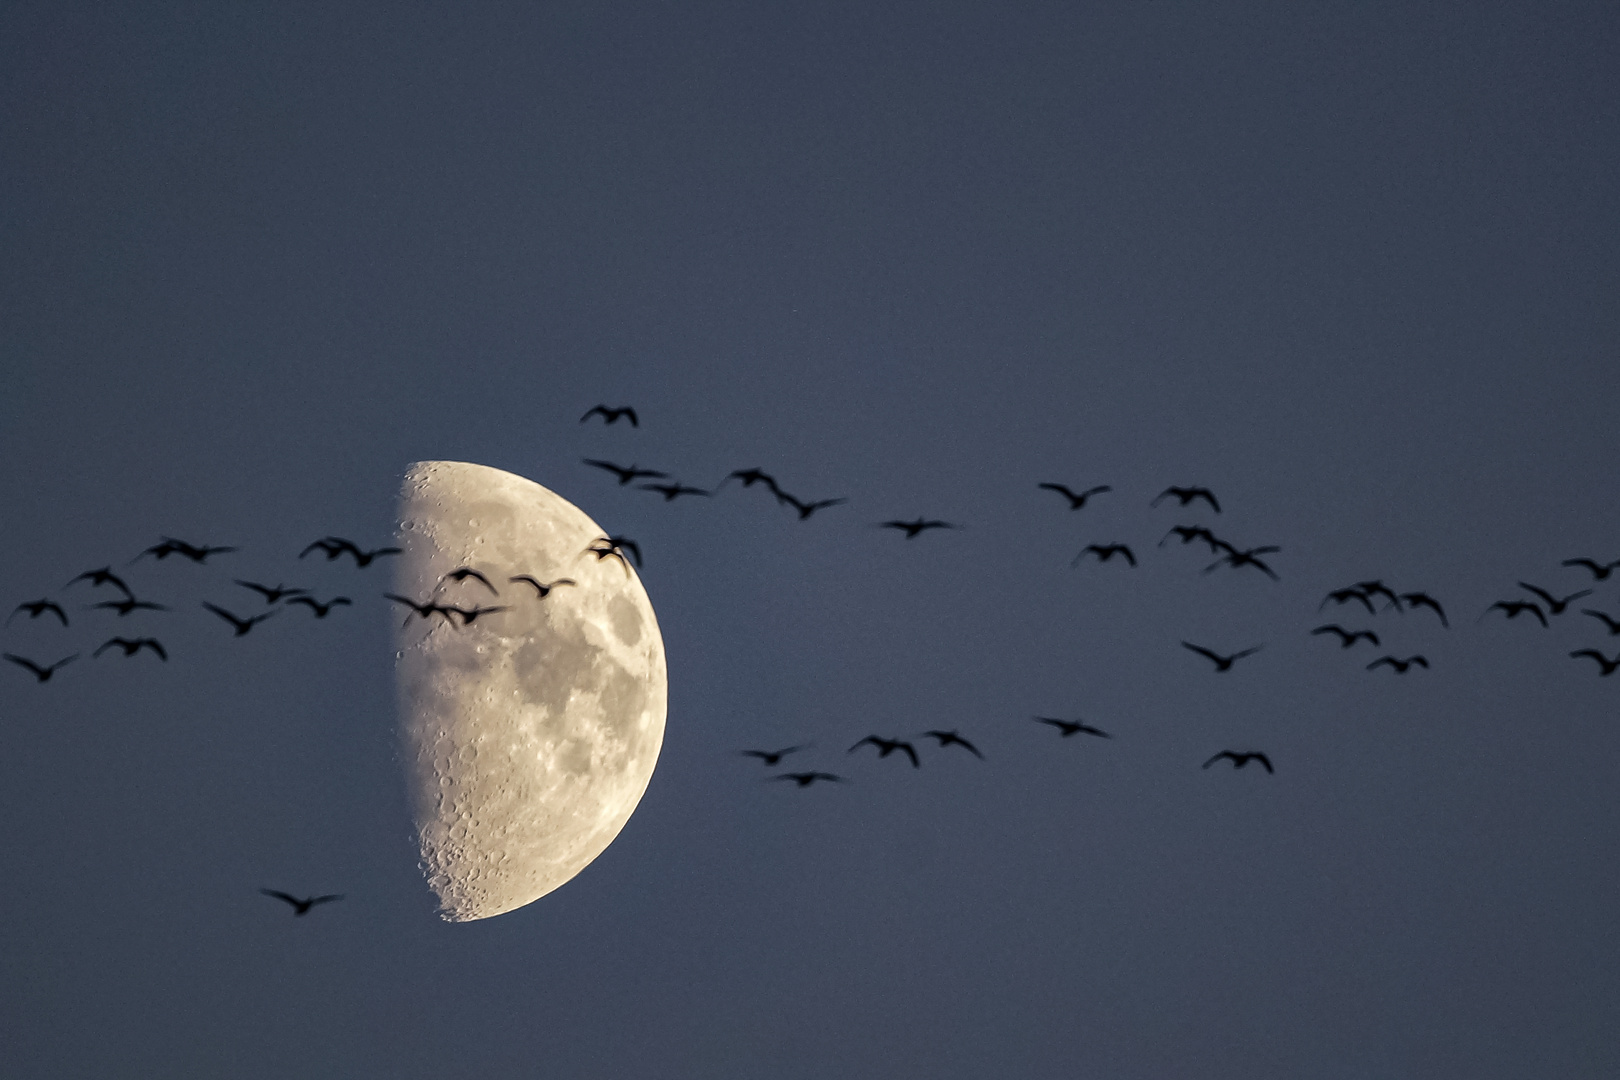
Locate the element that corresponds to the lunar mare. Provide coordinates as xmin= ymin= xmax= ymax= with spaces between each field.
xmin=395 ymin=461 xmax=667 ymax=921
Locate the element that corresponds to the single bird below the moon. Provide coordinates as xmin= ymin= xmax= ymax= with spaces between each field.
xmin=395 ymin=461 xmax=668 ymax=922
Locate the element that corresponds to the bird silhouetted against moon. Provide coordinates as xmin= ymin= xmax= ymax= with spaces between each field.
xmin=395 ymin=461 xmax=667 ymax=922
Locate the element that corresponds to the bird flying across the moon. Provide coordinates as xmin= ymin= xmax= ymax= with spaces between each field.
xmin=396 ymin=461 xmax=667 ymax=922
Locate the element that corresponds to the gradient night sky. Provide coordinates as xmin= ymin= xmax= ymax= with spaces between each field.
xmin=3 ymin=4 xmax=1618 ymax=1077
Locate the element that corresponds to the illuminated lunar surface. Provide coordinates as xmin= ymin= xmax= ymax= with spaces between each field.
xmin=394 ymin=461 xmax=666 ymax=921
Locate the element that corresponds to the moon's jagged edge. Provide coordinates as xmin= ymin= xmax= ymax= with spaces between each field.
xmin=394 ymin=461 xmax=667 ymax=922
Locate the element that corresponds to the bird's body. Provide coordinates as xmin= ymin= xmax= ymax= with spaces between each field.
xmin=880 ymin=518 xmax=957 ymax=539
xmin=260 ymin=889 xmax=343 ymax=916
xmin=1366 ymin=654 xmax=1429 ymax=673
xmin=1038 ymin=483 xmax=1111 ymax=510
xmin=1203 ymin=750 xmax=1273 ymax=773
xmin=1399 ymin=592 xmax=1449 ymax=628
xmin=1073 ymin=543 xmax=1137 ymax=567
xmin=234 ymin=580 xmax=308 ymax=604
xmin=1310 ymin=624 xmax=1379 ymax=649
xmin=1483 ymin=600 xmax=1548 ymax=628
xmin=1570 ymin=650 xmax=1620 ymax=676
xmin=203 ymin=603 xmax=277 ymax=636
xmin=4 ymin=653 xmax=78 ymax=682
xmin=740 ymin=745 xmax=806 ymax=766
xmin=921 ymin=730 xmax=984 ymax=758
xmin=1518 ymin=582 xmax=1592 ymax=616
xmin=1153 ymin=486 xmax=1222 ymax=513
xmin=8 ymin=599 xmax=68 ymax=626
xmin=848 ymin=736 xmax=921 ymax=768
xmin=580 ymin=405 xmax=639 ymax=427
xmin=1034 ymin=716 xmax=1111 ymax=739
xmin=285 ymin=596 xmax=351 ymax=618
xmin=93 ymin=637 xmax=167 ymax=660
xmin=509 ymin=576 xmax=575 ymax=598
xmin=582 ymin=459 xmax=667 ymax=485
xmin=1181 ymin=641 xmax=1263 ymax=672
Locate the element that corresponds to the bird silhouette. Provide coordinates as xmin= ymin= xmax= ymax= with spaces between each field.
xmin=771 ymin=772 xmax=845 ymax=787
xmin=509 ymin=576 xmax=575 ymax=598
xmin=8 ymin=599 xmax=68 ymax=626
xmin=1072 ymin=543 xmax=1137 ymax=568
xmin=1561 ymin=557 xmax=1620 ymax=581
xmin=582 ymin=459 xmax=667 ymax=485
xmin=1152 ymin=486 xmax=1222 ymax=513
xmin=1517 ymin=582 xmax=1592 ymax=616
xmin=717 ymin=468 xmax=782 ymax=495
xmin=1482 ymin=600 xmax=1548 ymax=628
xmin=1579 ymin=609 xmax=1620 ymax=636
xmin=93 ymin=637 xmax=167 ymax=660
xmin=285 ymin=596 xmax=351 ymax=618
xmin=584 ymin=535 xmax=641 ymax=572
xmin=848 ymin=736 xmax=921 ymax=768
xmin=64 ymin=567 xmax=133 ymax=596
xmin=1569 ymin=649 xmax=1620 ymax=676
xmin=1181 ymin=641 xmax=1263 ymax=672
xmin=1203 ymin=751 xmax=1273 ymax=773
xmin=260 ymin=889 xmax=343 ymax=916
xmin=347 ymin=543 xmax=400 ymax=567
xmin=234 ymin=580 xmax=308 ymax=604
xmin=1204 ymin=546 xmax=1279 ymax=580
xmin=880 ymin=519 xmax=958 ymax=539
xmin=1353 ymin=581 xmax=1402 ymax=610
xmin=385 ymin=594 xmax=458 ymax=626
xmin=443 ymin=604 xmax=509 ymax=627
xmin=580 ymin=405 xmax=639 ymax=427
xmin=4 ymin=653 xmax=78 ymax=682
xmin=921 ymin=730 xmax=985 ymax=758
xmin=1310 ymin=625 xmax=1379 ymax=648
xmin=1038 ymin=483 xmax=1111 ymax=510
xmin=1319 ymin=587 xmax=1376 ymax=615
xmin=301 ymin=537 xmax=399 ymax=567
xmin=203 ymin=603 xmax=277 ymax=637
xmin=440 ymin=568 xmax=499 ymax=594
xmin=90 ymin=596 xmax=168 ymax=617
xmin=133 ymin=537 xmax=237 ymax=563
xmin=740 ymin=745 xmax=807 ymax=766
xmin=1033 ymin=716 xmax=1111 ymax=738
xmin=1399 ymin=592 xmax=1449 ymax=628
xmin=777 ymin=492 xmax=847 ymax=520
xmin=1159 ymin=525 xmax=1226 ymax=553
xmin=641 ymin=482 xmax=712 ymax=501
xmin=1366 ymin=655 xmax=1428 ymax=673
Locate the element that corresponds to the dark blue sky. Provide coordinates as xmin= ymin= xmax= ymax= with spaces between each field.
xmin=3 ymin=3 xmax=1618 ymax=1077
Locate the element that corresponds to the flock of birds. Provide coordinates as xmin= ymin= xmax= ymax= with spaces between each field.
xmin=7 ymin=402 xmax=1618 ymax=914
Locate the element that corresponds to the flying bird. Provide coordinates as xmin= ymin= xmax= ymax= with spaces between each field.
xmin=4 ymin=653 xmax=78 ymax=682
xmin=1072 ymin=543 xmax=1137 ymax=568
xmin=1159 ymin=525 xmax=1226 ymax=553
xmin=346 ymin=543 xmax=401 ymax=567
xmin=203 ymin=603 xmax=277 ymax=637
xmin=584 ymin=535 xmax=642 ymax=571
xmin=582 ymin=459 xmax=668 ymax=485
xmin=509 ymin=576 xmax=575 ymax=598
xmin=1310 ymin=625 xmax=1379 ymax=649
xmin=740 ymin=745 xmax=807 ymax=766
xmin=848 ymin=736 xmax=921 ymax=768
xmin=1152 ymin=486 xmax=1222 ymax=513
xmin=440 ymin=567 xmax=499 ymax=594
xmin=921 ymin=730 xmax=985 ymax=758
xmin=93 ymin=637 xmax=167 ymax=660
xmin=1399 ymin=592 xmax=1449 ymax=628
xmin=234 ymin=580 xmax=308 ymax=604
xmin=1033 ymin=717 xmax=1111 ymax=739
xmin=133 ymin=537 xmax=237 ymax=563
xmin=1579 ymin=609 xmax=1620 ymax=636
xmin=8 ymin=599 xmax=68 ymax=627
xmin=64 ymin=567 xmax=133 ymax=595
xmin=717 ymin=468 xmax=782 ymax=495
xmin=259 ymin=889 xmax=343 ymax=916
xmin=777 ymin=492 xmax=847 ymax=520
xmin=1366 ymin=655 xmax=1429 ymax=673
xmin=1204 ymin=546 xmax=1280 ymax=580
xmin=880 ymin=519 xmax=958 ymax=539
xmin=1203 ymin=751 xmax=1273 ymax=773
xmin=1181 ymin=641 xmax=1263 ymax=672
xmin=641 ymin=482 xmax=712 ymax=502
xmin=580 ymin=404 xmax=639 ymax=427
xmin=1354 ymin=580 xmax=1403 ymax=610
xmin=1517 ymin=582 xmax=1592 ymax=616
xmin=385 ymin=593 xmax=458 ymax=626
xmin=90 ymin=596 xmax=168 ymax=617
xmin=1569 ymin=649 xmax=1620 ymax=676
xmin=1482 ymin=600 xmax=1548 ymax=628
xmin=1319 ymin=587 xmax=1376 ymax=615
xmin=771 ymin=772 xmax=845 ymax=787
xmin=1562 ymin=557 xmax=1620 ymax=581
xmin=443 ymin=604 xmax=509 ymax=627
xmin=285 ymin=596 xmax=352 ymax=618
xmin=300 ymin=537 xmax=399 ymax=567
xmin=1038 ymin=483 xmax=1112 ymax=510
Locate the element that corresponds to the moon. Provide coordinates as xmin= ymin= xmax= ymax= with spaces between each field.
xmin=393 ymin=461 xmax=667 ymax=922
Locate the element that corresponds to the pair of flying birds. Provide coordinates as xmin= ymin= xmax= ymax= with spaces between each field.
xmin=1039 ymin=483 xmax=1222 ymax=514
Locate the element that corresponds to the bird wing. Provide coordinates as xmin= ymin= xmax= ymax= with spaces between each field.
xmin=1197 ymin=490 xmax=1222 ymax=512
xmin=202 ymin=603 xmax=245 ymax=627
xmin=848 ymin=737 xmax=878 ymax=753
xmin=309 ymin=894 xmax=343 ymax=906
xmin=1202 ymin=752 xmax=1232 ymax=769
xmin=143 ymin=640 xmax=168 ymax=660
xmin=260 ymin=889 xmax=300 ymax=906
xmin=1310 ymin=625 xmax=1345 ymax=638
xmin=1410 ymin=656 xmax=1429 ymax=668
xmin=1518 ymin=582 xmax=1555 ymax=606
xmin=1232 ymin=646 xmax=1263 ymax=660
xmin=898 ymin=742 xmax=920 ymax=768
xmin=4 ymin=653 xmax=45 ymax=675
xmin=1366 ymin=657 xmax=1393 ymax=670
xmin=1181 ymin=642 xmax=1220 ymax=663
xmin=1254 ymin=754 xmax=1274 ymax=773
xmin=1038 ymin=482 xmax=1076 ymax=499
xmin=1120 ymin=546 xmax=1137 ymax=566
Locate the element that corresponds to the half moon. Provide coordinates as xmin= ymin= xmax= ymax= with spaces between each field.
xmin=394 ymin=461 xmax=667 ymax=922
